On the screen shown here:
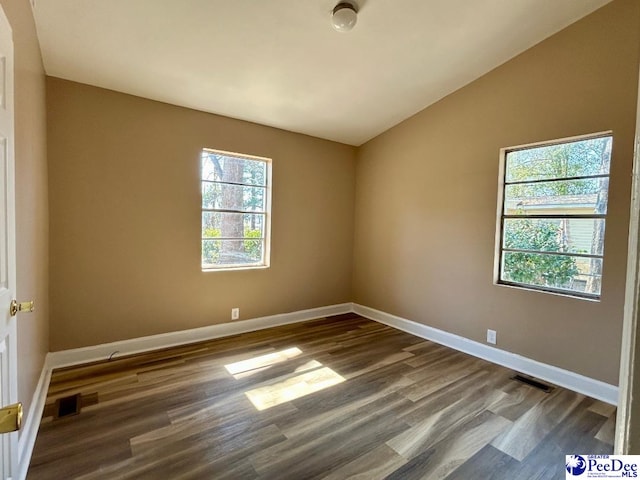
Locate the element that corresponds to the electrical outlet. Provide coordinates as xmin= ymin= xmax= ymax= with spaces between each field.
xmin=487 ymin=329 xmax=497 ymax=345
xmin=231 ymin=308 xmax=239 ymax=320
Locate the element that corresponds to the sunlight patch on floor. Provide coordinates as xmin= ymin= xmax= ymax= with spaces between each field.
xmin=245 ymin=367 xmax=346 ymax=411
xmin=224 ymin=347 xmax=302 ymax=379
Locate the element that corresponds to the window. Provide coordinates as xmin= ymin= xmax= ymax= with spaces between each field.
xmin=201 ymin=149 xmax=271 ymax=270
xmin=496 ymin=133 xmax=612 ymax=299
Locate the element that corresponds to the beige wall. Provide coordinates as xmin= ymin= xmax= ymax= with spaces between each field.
xmin=47 ymin=78 xmax=356 ymax=351
xmin=353 ymin=0 xmax=640 ymax=385
xmin=45 ymin=0 xmax=638 ymax=387
xmin=0 ymin=0 xmax=49 ymax=425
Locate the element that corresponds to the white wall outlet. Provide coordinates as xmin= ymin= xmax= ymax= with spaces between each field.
xmin=487 ymin=329 xmax=497 ymax=345
xmin=231 ymin=308 xmax=239 ymax=320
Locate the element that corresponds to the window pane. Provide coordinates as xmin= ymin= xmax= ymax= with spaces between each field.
xmin=202 ymin=182 xmax=265 ymax=211
xmin=202 ymin=212 xmax=265 ymax=238
xmin=505 ymin=136 xmax=611 ymax=183
xmin=202 ymin=238 xmax=221 ymax=265
xmin=202 ymin=239 xmax=264 ymax=267
xmin=504 ymin=178 xmax=608 ymax=215
xmin=201 ymin=152 xmax=266 ymax=186
xmin=503 ymin=218 xmax=605 ymax=255
xmin=501 ymin=251 xmax=602 ymax=295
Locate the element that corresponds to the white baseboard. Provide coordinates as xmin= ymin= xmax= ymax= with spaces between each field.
xmin=17 ymin=354 xmax=52 ymax=480
xmin=48 ymin=303 xmax=353 ymax=369
xmin=353 ymin=303 xmax=619 ymax=405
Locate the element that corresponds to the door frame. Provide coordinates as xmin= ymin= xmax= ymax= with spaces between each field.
xmin=0 ymin=3 xmax=18 ymax=477
xmin=615 ymin=58 xmax=640 ymax=454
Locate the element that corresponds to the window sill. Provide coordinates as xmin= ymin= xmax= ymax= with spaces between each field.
xmin=494 ymin=280 xmax=600 ymax=302
xmin=202 ymin=265 xmax=270 ymax=273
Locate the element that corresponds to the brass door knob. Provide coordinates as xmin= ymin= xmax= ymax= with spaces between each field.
xmin=9 ymin=300 xmax=34 ymax=317
xmin=0 ymin=403 xmax=22 ymax=433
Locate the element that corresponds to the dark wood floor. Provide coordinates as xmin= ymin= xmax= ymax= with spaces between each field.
xmin=27 ymin=313 xmax=614 ymax=479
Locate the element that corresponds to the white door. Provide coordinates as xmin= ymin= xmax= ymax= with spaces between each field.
xmin=0 ymin=5 xmax=18 ymax=479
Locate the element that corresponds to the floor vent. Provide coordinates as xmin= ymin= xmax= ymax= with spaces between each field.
xmin=55 ymin=393 xmax=81 ymax=419
xmin=512 ymin=374 xmax=553 ymax=393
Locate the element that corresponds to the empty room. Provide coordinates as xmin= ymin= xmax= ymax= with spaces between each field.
xmin=0 ymin=0 xmax=639 ymax=478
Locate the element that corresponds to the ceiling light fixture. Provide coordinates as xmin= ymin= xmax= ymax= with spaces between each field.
xmin=331 ymin=2 xmax=358 ymax=33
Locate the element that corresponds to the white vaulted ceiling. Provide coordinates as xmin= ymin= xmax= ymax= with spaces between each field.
xmin=32 ymin=0 xmax=612 ymax=146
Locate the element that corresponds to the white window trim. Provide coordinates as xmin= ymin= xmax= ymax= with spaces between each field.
xmin=201 ymin=148 xmax=272 ymax=272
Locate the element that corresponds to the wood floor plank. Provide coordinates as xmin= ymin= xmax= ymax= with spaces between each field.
xmin=27 ymin=315 xmax=614 ymax=480
xmin=320 ymin=444 xmax=407 ymax=480
xmin=400 ymin=355 xmax=486 ymax=402
xmin=385 ymin=410 xmax=511 ymax=480
xmin=507 ymin=404 xmax=611 ymax=480
xmin=76 ymin=423 xmax=282 ymax=480
xmin=588 ymin=400 xmax=616 ymax=418
xmin=398 ymin=366 xmax=508 ymax=427
xmin=249 ymin=393 xmax=412 ymax=476
xmin=443 ymin=444 xmax=520 ymax=480
xmin=595 ymin=412 xmax=616 ymax=444
xmin=387 ymin=384 xmax=510 ymax=459
xmin=279 ymin=374 xmax=413 ymax=440
xmin=544 ymin=400 xmax=610 ymax=454
xmin=491 ymin=387 xmax=585 ymax=460
xmin=488 ymin=383 xmax=548 ymax=422
xmin=252 ymin=409 xmax=409 ymax=479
